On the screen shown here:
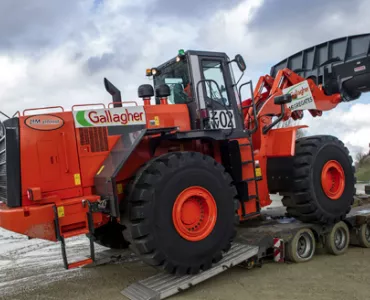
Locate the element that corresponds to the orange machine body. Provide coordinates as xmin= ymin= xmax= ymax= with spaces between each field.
xmin=0 ymin=103 xmax=192 ymax=241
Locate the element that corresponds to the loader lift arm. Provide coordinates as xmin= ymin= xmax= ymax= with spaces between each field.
xmin=243 ymin=33 xmax=370 ymax=132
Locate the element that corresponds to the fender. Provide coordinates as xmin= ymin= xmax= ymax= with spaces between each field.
xmin=265 ymin=125 xmax=308 ymax=157
xmin=262 ymin=125 xmax=308 ymax=194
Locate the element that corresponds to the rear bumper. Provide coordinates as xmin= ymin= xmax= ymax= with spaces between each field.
xmin=0 ymin=196 xmax=105 ymax=242
xmin=0 ymin=202 xmax=57 ymax=241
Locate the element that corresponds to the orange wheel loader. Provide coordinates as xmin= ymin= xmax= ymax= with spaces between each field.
xmin=0 ymin=33 xmax=369 ymax=275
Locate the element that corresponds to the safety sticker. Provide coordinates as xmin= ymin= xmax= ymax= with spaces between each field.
xmin=96 ymin=165 xmax=105 ymax=175
xmin=57 ymin=206 xmax=65 ymax=218
xmin=74 ymin=173 xmax=81 ymax=186
xmin=117 ymin=183 xmax=123 ymax=195
xmin=283 ymin=80 xmax=316 ymax=112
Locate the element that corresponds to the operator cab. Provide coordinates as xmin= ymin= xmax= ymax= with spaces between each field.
xmin=147 ymin=50 xmax=248 ymax=136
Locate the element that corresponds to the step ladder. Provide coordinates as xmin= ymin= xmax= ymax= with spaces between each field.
xmin=53 ymin=201 xmax=96 ymax=269
xmin=121 ymin=243 xmax=259 ymax=300
xmin=236 ymin=80 xmax=262 ymax=219
xmin=238 ymin=137 xmax=261 ymax=218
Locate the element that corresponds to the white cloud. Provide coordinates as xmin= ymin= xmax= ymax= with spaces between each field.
xmin=303 ymin=101 xmax=370 ymax=158
xmin=0 ymin=0 xmax=369 ymax=159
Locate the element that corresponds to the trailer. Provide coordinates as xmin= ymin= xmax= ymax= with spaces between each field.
xmin=121 ymin=202 xmax=370 ymax=300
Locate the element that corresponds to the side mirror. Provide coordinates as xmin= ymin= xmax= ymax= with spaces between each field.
xmin=274 ymin=94 xmax=292 ymax=105
xmin=235 ymin=54 xmax=247 ymax=72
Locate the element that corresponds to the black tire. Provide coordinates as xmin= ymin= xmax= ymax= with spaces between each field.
xmin=122 ymin=151 xmax=239 ymax=275
xmin=365 ymin=185 xmax=370 ymax=195
xmin=91 ymin=220 xmax=129 ymax=249
xmin=286 ymin=228 xmax=316 ymax=263
xmin=357 ymin=224 xmax=370 ymax=248
xmin=324 ymin=221 xmax=350 ymax=255
xmin=285 ymin=135 xmax=355 ymax=224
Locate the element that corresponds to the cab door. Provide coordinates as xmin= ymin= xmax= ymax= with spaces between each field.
xmin=188 ymin=52 xmax=244 ymax=133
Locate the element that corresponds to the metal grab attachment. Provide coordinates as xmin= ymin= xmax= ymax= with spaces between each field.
xmin=53 ymin=201 xmax=96 ymax=270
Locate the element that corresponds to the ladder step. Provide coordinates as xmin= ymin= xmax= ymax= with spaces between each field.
xmin=53 ymin=203 xmax=96 ymax=270
xmin=241 ymin=160 xmax=254 ymax=165
xmin=62 ymin=228 xmax=89 ymax=239
xmin=244 ymin=176 xmax=262 ymax=182
xmin=67 ymin=258 xmax=94 ymax=270
xmin=239 ymin=143 xmax=251 ymax=147
xmin=248 ymin=195 xmax=258 ymax=200
xmin=121 ymin=243 xmax=259 ymax=300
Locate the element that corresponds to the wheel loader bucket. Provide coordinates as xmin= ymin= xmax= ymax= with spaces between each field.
xmin=270 ymin=33 xmax=370 ymax=101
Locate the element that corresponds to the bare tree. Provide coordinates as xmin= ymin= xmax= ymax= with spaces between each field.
xmin=355 ymin=151 xmax=369 ymax=169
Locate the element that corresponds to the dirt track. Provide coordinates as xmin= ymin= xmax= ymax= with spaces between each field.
xmin=2 ymin=245 xmax=370 ymax=300
xmin=1 ymin=185 xmax=370 ymax=300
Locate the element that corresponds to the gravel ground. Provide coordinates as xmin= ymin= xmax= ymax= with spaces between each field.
xmin=2 ymin=244 xmax=370 ymax=300
xmin=1 ymin=184 xmax=369 ymax=300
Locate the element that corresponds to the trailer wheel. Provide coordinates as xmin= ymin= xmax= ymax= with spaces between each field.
xmin=357 ymin=223 xmax=370 ymax=248
xmin=286 ymin=228 xmax=316 ymax=263
xmin=286 ymin=135 xmax=355 ymax=224
xmin=365 ymin=185 xmax=370 ymax=195
xmin=324 ymin=221 xmax=350 ymax=255
xmin=91 ymin=220 xmax=129 ymax=249
xmin=122 ymin=151 xmax=238 ymax=275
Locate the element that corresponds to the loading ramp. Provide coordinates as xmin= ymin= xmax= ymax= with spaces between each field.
xmin=121 ymin=243 xmax=259 ymax=300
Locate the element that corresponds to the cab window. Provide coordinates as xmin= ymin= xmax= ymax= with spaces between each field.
xmin=153 ymin=59 xmax=192 ymax=104
xmin=201 ymin=60 xmax=230 ymax=107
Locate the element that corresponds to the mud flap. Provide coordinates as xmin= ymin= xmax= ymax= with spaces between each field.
xmin=94 ymin=127 xmax=147 ymax=218
xmin=94 ymin=126 xmax=179 ymax=218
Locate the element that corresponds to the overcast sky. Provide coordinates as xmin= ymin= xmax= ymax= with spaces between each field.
xmin=1 ymin=0 xmax=370 ymax=157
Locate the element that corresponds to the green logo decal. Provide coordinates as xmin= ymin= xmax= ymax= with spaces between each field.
xmin=76 ymin=111 xmax=92 ymax=127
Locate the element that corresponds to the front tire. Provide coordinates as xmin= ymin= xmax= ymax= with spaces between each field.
xmin=122 ymin=152 xmax=239 ymax=275
xmin=285 ymin=135 xmax=355 ymax=224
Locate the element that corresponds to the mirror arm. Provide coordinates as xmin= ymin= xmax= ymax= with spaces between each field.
xmin=233 ymin=71 xmax=245 ymax=87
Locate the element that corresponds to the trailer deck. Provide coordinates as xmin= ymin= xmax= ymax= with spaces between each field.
xmin=121 ymin=202 xmax=370 ymax=300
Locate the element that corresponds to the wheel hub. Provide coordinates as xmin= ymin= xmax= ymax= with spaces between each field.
xmin=334 ymin=228 xmax=347 ymax=250
xmin=296 ymin=233 xmax=313 ymax=258
xmin=173 ymin=186 xmax=217 ymax=242
xmin=321 ymin=160 xmax=345 ymax=200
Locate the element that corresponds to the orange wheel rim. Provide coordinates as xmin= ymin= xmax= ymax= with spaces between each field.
xmin=172 ymin=186 xmax=217 ymax=242
xmin=321 ymin=160 xmax=345 ymax=200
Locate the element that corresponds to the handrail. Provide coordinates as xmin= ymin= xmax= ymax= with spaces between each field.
xmin=23 ymin=106 xmax=64 ymax=116
xmin=108 ymin=101 xmax=138 ymax=108
xmin=71 ymin=103 xmax=106 ymax=111
xmin=0 ymin=111 xmax=10 ymax=119
xmin=12 ymin=111 xmax=20 ymax=118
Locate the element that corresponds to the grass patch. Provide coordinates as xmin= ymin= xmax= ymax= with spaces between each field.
xmin=356 ymin=160 xmax=370 ymax=182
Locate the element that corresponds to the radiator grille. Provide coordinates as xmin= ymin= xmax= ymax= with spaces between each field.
xmin=0 ymin=118 xmax=21 ymax=207
xmin=79 ymin=127 xmax=108 ymax=152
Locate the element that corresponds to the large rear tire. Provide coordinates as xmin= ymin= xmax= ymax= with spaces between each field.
xmin=285 ymin=135 xmax=355 ymax=224
xmin=122 ymin=152 xmax=239 ymax=275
